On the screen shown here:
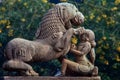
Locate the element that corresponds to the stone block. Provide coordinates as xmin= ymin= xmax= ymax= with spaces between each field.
xmin=1 ymin=76 xmax=101 ymax=80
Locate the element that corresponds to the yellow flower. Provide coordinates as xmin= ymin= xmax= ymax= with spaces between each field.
xmin=60 ymin=0 xmax=67 ymax=2
xmin=0 ymin=29 xmax=2 ymax=33
xmin=7 ymin=20 xmax=10 ymax=25
xmin=96 ymin=16 xmax=101 ymax=22
xmin=17 ymin=0 xmax=21 ymax=2
xmin=116 ymin=46 xmax=120 ymax=52
xmin=6 ymin=25 xmax=11 ymax=29
xmin=97 ymin=40 xmax=103 ymax=45
xmin=97 ymin=16 xmax=101 ymax=21
xmin=23 ymin=2 xmax=28 ymax=6
xmin=8 ymin=29 xmax=14 ymax=36
xmin=0 ymin=43 xmax=2 ymax=47
xmin=106 ymin=21 xmax=110 ymax=26
xmin=102 ymin=14 xmax=107 ymax=18
xmin=106 ymin=18 xmax=115 ymax=26
xmin=102 ymin=0 xmax=106 ymax=6
xmin=90 ymin=13 xmax=95 ymax=20
xmin=116 ymin=57 xmax=120 ymax=62
xmin=96 ymin=47 xmax=102 ymax=53
xmin=1 ymin=7 xmax=6 ymax=12
xmin=111 ymin=20 xmax=115 ymax=24
xmin=21 ymin=18 xmax=26 ymax=22
xmin=118 ymin=41 xmax=120 ymax=46
xmin=0 ymin=20 xmax=7 ymax=24
xmin=71 ymin=36 xmax=78 ymax=44
xmin=115 ymin=54 xmax=120 ymax=62
xmin=102 ymin=36 xmax=107 ymax=40
xmin=99 ymin=55 xmax=104 ymax=60
xmin=42 ymin=0 xmax=48 ymax=3
xmin=7 ymin=0 xmax=16 ymax=5
xmin=111 ymin=7 xmax=118 ymax=11
xmin=104 ymin=60 xmax=109 ymax=65
xmin=115 ymin=0 xmax=120 ymax=5
xmin=103 ymin=43 xmax=109 ymax=49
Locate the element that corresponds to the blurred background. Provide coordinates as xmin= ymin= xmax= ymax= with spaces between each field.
xmin=0 ymin=0 xmax=120 ymax=80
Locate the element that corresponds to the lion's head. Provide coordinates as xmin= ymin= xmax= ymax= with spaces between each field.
xmin=35 ymin=3 xmax=85 ymax=39
xmin=56 ymin=3 xmax=84 ymax=27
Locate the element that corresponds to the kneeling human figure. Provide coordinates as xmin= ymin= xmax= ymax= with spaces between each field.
xmin=61 ymin=29 xmax=98 ymax=76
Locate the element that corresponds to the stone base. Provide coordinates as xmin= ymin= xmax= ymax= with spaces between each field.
xmin=1 ymin=76 xmax=101 ymax=80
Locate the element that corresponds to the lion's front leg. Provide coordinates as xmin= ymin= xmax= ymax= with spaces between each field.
xmin=54 ymin=28 xmax=74 ymax=53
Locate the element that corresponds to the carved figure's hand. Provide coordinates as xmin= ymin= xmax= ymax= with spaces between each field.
xmin=71 ymin=44 xmax=76 ymax=49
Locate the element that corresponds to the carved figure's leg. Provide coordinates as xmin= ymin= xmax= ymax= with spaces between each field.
xmin=61 ymin=59 xmax=95 ymax=76
xmin=61 ymin=59 xmax=68 ymax=76
xmin=61 ymin=59 xmax=80 ymax=76
xmin=3 ymin=60 xmax=38 ymax=76
xmin=91 ymin=66 xmax=98 ymax=76
xmin=55 ymin=28 xmax=74 ymax=52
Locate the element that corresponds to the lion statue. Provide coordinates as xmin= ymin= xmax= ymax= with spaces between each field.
xmin=3 ymin=2 xmax=85 ymax=76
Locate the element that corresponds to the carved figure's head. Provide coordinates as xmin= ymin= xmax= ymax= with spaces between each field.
xmin=56 ymin=3 xmax=84 ymax=26
xmin=80 ymin=29 xmax=96 ymax=47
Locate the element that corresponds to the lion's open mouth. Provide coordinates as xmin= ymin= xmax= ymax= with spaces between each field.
xmin=71 ymin=16 xmax=84 ymax=26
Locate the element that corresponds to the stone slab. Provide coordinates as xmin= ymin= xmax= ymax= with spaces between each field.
xmin=0 ymin=76 xmax=101 ymax=80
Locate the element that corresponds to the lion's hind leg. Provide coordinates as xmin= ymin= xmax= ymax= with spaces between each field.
xmin=3 ymin=60 xmax=38 ymax=76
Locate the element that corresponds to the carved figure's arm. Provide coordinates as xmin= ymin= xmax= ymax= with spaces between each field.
xmin=70 ymin=44 xmax=86 ymax=56
xmin=71 ymin=42 xmax=91 ymax=56
xmin=89 ymin=48 xmax=96 ymax=64
xmin=70 ymin=48 xmax=84 ymax=56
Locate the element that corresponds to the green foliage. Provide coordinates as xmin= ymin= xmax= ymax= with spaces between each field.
xmin=0 ymin=0 xmax=120 ymax=80
xmin=0 ymin=0 xmax=52 ymax=43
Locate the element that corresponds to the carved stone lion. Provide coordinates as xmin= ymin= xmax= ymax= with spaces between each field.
xmin=3 ymin=3 xmax=85 ymax=76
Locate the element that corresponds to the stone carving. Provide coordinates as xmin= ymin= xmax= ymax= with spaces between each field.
xmin=3 ymin=3 xmax=85 ymax=76
xmin=61 ymin=29 xmax=98 ymax=76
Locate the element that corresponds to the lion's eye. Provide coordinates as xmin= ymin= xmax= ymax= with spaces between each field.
xmin=63 ymin=8 xmax=65 ymax=10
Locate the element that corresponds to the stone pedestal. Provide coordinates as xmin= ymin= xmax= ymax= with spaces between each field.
xmin=1 ymin=76 xmax=101 ymax=80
